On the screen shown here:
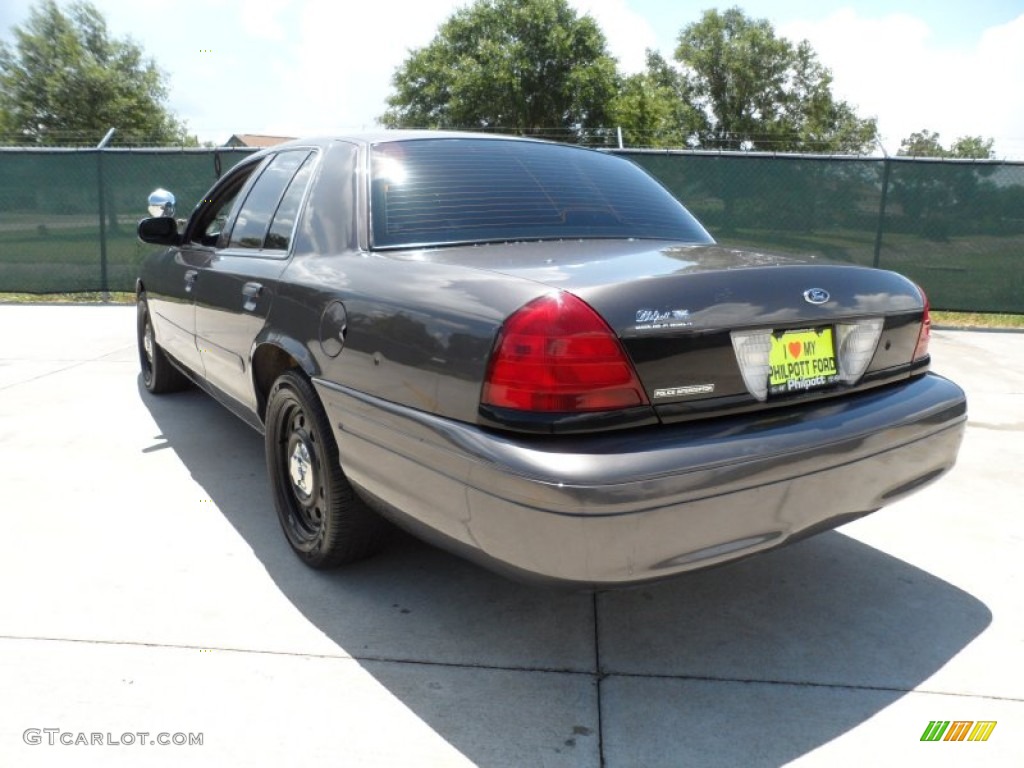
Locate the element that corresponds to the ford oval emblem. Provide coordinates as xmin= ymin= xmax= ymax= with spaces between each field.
xmin=803 ymin=288 xmax=830 ymax=305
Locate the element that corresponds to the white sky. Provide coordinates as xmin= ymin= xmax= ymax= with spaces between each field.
xmin=1 ymin=0 xmax=1022 ymax=157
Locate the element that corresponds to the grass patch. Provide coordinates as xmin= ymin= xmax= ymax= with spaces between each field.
xmin=931 ymin=311 xmax=1024 ymax=329
xmin=0 ymin=291 xmax=134 ymax=304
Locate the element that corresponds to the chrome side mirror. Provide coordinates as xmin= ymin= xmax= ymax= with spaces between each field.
xmin=147 ymin=188 xmax=176 ymax=218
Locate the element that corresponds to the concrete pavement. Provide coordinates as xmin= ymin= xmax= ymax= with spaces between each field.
xmin=0 ymin=305 xmax=1021 ymax=767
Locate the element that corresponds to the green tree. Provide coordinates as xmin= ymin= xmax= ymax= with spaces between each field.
xmin=0 ymin=0 xmax=186 ymax=145
xmin=897 ymin=129 xmax=945 ymax=157
xmin=898 ymin=130 xmax=995 ymax=159
xmin=950 ymin=136 xmax=995 ymax=159
xmin=674 ymin=7 xmax=877 ymax=152
xmin=380 ymin=0 xmax=618 ymax=142
xmin=611 ymin=50 xmax=703 ymax=147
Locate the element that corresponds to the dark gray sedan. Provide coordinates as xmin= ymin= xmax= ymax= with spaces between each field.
xmin=136 ymin=132 xmax=966 ymax=586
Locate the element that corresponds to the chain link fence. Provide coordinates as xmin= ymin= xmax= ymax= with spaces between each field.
xmin=1 ymin=146 xmax=1022 ymax=312
xmin=619 ymin=150 xmax=1024 ymax=313
xmin=0 ymin=147 xmax=256 ymax=294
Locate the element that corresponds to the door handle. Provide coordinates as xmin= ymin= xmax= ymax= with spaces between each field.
xmin=242 ymin=282 xmax=263 ymax=311
xmin=184 ymin=270 xmax=198 ymax=293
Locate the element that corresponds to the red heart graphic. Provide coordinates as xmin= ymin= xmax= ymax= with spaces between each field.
xmin=788 ymin=341 xmax=802 ymax=358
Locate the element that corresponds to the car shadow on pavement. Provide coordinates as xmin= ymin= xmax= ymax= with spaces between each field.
xmin=139 ymin=379 xmax=991 ymax=767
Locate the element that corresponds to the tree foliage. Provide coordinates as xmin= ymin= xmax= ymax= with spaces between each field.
xmin=673 ymin=7 xmax=877 ymax=152
xmin=380 ymin=0 xmax=618 ymax=141
xmin=611 ymin=50 xmax=703 ymax=148
xmin=898 ymin=130 xmax=995 ymax=159
xmin=0 ymin=0 xmax=186 ymax=145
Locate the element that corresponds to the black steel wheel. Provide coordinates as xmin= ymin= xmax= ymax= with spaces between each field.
xmin=265 ymin=370 xmax=386 ymax=568
xmin=137 ymin=292 xmax=188 ymax=394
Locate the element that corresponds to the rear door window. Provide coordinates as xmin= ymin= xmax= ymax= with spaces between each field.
xmin=264 ymin=154 xmax=316 ymax=251
xmin=228 ymin=150 xmax=311 ymax=249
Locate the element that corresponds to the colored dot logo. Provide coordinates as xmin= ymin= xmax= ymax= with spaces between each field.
xmin=199 ymin=49 xmax=213 ymax=53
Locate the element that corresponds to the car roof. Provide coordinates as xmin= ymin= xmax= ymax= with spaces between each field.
xmin=248 ymin=130 xmax=566 ymax=158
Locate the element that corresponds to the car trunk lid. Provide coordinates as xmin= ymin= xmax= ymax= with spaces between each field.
xmin=389 ymin=240 xmax=927 ymax=421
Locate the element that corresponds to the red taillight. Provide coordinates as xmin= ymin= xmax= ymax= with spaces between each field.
xmin=914 ymin=287 xmax=931 ymax=362
xmin=481 ymin=293 xmax=649 ymax=412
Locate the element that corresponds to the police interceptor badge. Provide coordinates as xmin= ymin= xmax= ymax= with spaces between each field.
xmin=653 ymin=384 xmax=716 ymax=399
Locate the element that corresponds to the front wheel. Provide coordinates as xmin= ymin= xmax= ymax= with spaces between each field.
xmin=265 ymin=370 xmax=386 ymax=568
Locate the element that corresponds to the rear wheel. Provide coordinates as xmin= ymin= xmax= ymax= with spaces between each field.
xmin=137 ymin=292 xmax=188 ymax=394
xmin=265 ymin=370 xmax=386 ymax=568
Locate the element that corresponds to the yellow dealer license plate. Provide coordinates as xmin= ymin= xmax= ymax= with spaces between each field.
xmin=768 ymin=327 xmax=839 ymax=395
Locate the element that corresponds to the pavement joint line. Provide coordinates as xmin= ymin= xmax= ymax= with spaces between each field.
xmin=592 ymin=591 xmax=606 ymax=768
xmin=0 ymin=346 xmax=135 ymax=392
xmin=600 ymin=670 xmax=1024 ymax=703
xmin=0 ymin=360 xmax=93 ymax=391
xmin=4 ymin=634 xmax=1021 ymax=704
xmin=0 ymin=634 xmax=593 ymax=677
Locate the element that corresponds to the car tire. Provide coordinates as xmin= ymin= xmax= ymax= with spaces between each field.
xmin=137 ymin=292 xmax=188 ymax=394
xmin=265 ymin=370 xmax=386 ymax=568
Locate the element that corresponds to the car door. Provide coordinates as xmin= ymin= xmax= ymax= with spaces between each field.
xmin=192 ymin=149 xmax=317 ymax=411
xmin=155 ymin=156 xmax=268 ymax=378
xmin=141 ymin=243 xmax=205 ymax=377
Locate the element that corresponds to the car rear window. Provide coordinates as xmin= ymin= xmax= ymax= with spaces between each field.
xmin=369 ymin=138 xmax=712 ymax=248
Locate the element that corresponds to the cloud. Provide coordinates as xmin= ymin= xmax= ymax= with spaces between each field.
xmin=571 ymin=0 xmax=658 ymax=73
xmin=780 ymin=9 xmax=1024 ymax=158
xmin=256 ymin=0 xmax=461 ymax=135
xmin=972 ymin=13 xmax=1024 ymax=157
xmin=238 ymin=0 xmax=294 ymax=41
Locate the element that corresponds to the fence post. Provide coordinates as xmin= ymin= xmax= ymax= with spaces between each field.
xmin=872 ymin=145 xmax=891 ymax=269
xmin=96 ymin=127 xmax=116 ymax=299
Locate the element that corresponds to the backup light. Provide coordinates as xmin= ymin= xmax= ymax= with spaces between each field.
xmin=835 ymin=318 xmax=884 ymax=384
xmin=730 ymin=330 xmax=773 ymax=402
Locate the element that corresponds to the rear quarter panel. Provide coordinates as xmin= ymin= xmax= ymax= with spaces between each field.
xmin=278 ymin=253 xmax=544 ymax=423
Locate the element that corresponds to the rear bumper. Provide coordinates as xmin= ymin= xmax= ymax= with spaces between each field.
xmin=314 ymin=374 xmax=967 ymax=586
